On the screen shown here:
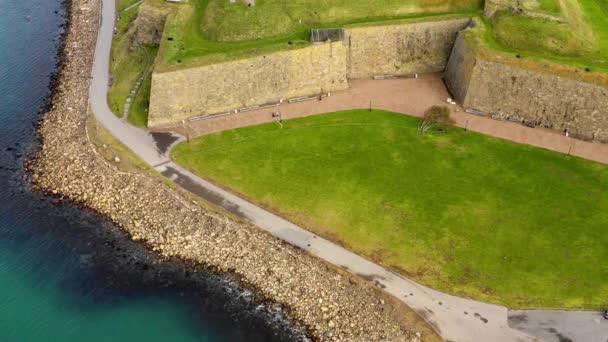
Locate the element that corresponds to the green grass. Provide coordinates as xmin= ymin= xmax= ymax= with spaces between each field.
xmin=108 ymin=0 xmax=159 ymax=127
xmin=597 ymin=0 xmax=608 ymax=13
xmin=116 ymin=0 xmax=143 ymax=30
xmin=489 ymin=11 xmax=593 ymax=56
xmin=475 ymin=0 xmax=608 ymax=76
xmin=528 ymin=0 xmax=563 ymax=14
xmin=201 ymin=0 xmax=483 ymax=42
xmin=126 ymin=52 xmax=155 ymax=127
xmin=157 ymin=0 xmax=311 ymax=71
xmin=152 ymin=0 xmax=607 ymax=79
xmin=156 ymin=0 xmax=482 ymax=71
xmin=172 ymin=110 xmax=608 ymax=309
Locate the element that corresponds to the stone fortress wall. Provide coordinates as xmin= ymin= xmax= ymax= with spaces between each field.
xmin=142 ymin=3 xmax=608 ymax=142
xmin=147 ymin=18 xmax=471 ymax=127
xmin=149 ymin=42 xmax=349 ymax=127
xmin=446 ymin=35 xmax=608 ymax=142
xmin=345 ymin=18 xmax=470 ymax=79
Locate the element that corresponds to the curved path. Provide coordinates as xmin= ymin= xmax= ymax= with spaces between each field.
xmin=89 ymin=1 xmax=607 ymax=341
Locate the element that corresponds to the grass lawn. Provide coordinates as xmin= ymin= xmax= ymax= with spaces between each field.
xmin=172 ymin=110 xmax=608 ymax=309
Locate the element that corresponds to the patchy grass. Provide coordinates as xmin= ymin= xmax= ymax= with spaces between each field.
xmin=116 ymin=0 xmax=143 ymax=30
xmin=108 ymin=0 xmax=159 ymax=126
xmin=108 ymin=40 xmax=157 ymax=125
xmin=126 ymin=54 xmax=155 ymax=128
xmin=172 ymin=110 xmax=608 ymax=309
xmin=87 ymin=116 xmax=246 ymax=222
xmin=87 ymin=116 xmax=153 ymax=174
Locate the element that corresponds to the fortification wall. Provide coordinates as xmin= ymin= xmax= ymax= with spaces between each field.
xmin=149 ymin=18 xmax=472 ymax=127
xmin=445 ymin=35 xmax=608 ymax=142
xmin=444 ymin=34 xmax=476 ymax=103
xmin=148 ymin=42 xmax=348 ymax=127
xmin=345 ymin=18 xmax=471 ymax=79
xmin=134 ymin=3 xmax=170 ymax=46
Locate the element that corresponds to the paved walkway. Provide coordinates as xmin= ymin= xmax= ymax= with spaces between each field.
xmin=509 ymin=310 xmax=608 ymax=342
xmin=90 ymin=0 xmax=177 ymax=167
xmin=89 ymin=1 xmax=608 ymax=341
xmin=176 ymin=76 xmax=608 ymax=164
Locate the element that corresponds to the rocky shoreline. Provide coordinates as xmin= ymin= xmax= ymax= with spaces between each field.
xmin=28 ymin=0 xmax=430 ymax=340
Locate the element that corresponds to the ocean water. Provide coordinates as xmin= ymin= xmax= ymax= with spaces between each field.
xmin=0 ymin=1 xmax=302 ymax=341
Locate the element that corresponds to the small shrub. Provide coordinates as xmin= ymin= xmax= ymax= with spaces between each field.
xmin=418 ymin=106 xmax=454 ymax=134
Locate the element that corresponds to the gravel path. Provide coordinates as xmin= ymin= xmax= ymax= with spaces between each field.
xmin=89 ymin=0 xmax=608 ymax=340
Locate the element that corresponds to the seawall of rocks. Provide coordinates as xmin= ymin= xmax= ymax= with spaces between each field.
xmin=28 ymin=0 xmax=429 ymax=340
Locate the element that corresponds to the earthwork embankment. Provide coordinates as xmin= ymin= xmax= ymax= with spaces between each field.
xmin=147 ymin=17 xmax=471 ymax=128
xmin=133 ymin=1 xmax=171 ymax=46
xmin=145 ymin=6 xmax=608 ymax=143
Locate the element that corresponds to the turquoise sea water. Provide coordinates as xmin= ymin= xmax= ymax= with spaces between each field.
xmin=0 ymin=1 xmax=302 ymax=341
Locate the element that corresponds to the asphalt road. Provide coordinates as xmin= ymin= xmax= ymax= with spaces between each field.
xmin=88 ymin=0 xmax=608 ymax=340
xmin=509 ymin=310 xmax=608 ymax=342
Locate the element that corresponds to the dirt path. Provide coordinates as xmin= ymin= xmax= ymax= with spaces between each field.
xmin=175 ymin=75 xmax=608 ymax=164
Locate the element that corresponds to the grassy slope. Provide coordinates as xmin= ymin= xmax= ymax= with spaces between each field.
xmin=489 ymin=12 xmax=593 ymax=57
xmin=157 ymin=1 xmax=310 ymax=71
xmin=201 ymin=0 xmax=483 ymax=42
xmin=156 ymin=0 xmax=482 ymax=71
xmin=108 ymin=0 xmax=142 ymax=115
xmin=108 ymin=0 xmax=159 ymax=127
xmin=478 ymin=0 xmax=608 ymax=75
xmin=126 ymin=50 xmax=155 ymax=128
xmin=172 ymin=110 xmax=608 ymax=309
xmin=154 ymin=0 xmax=607 ymax=79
